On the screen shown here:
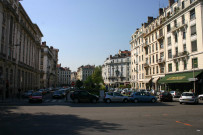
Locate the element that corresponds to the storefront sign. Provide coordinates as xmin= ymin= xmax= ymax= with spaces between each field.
xmin=167 ymin=76 xmax=186 ymax=80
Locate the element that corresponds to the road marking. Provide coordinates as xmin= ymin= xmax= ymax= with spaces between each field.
xmin=176 ymin=121 xmax=192 ymax=127
xmin=197 ymin=130 xmax=201 ymax=132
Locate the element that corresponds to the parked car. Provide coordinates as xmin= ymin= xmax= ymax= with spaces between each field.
xmin=38 ymin=89 xmax=47 ymax=95
xmin=70 ymin=90 xmax=99 ymax=103
xmin=52 ymin=90 xmax=63 ymax=98
xmin=179 ymin=92 xmax=199 ymax=104
xmin=22 ymin=90 xmax=33 ymax=98
xmin=170 ymin=91 xmax=181 ymax=98
xmin=104 ymin=92 xmax=129 ymax=103
xmin=159 ymin=92 xmax=173 ymax=102
xmin=130 ymin=92 xmax=157 ymax=103
xmin=59 ymin=89 xmax=67 ymax=97
xmin=198 ymin=94 xmax=203 ymax=100
xmin=29 ymin=92 xmax=43 ymax=103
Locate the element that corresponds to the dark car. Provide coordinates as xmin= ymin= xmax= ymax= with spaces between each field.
xmin=29 ymin=92 xmax=43 ymax=103
xmin=159 ymin=92 xmax=173 ymax=102
xmin=70 ymin=90 xmax=99 ymax=103
xmin=22 ymin=90 xmax=33 ymax=98
xmin=52 ymin=90 xmax=63 ymax=98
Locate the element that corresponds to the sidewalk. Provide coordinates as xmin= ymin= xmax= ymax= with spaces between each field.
xmin=0 ymin=97 xmax=28 ymax=104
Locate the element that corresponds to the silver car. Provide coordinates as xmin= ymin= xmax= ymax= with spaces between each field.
xmin=179 ymin=92 xmax=199 ymax=104
xmin=104 ymin=92 xmax=129 ymax=103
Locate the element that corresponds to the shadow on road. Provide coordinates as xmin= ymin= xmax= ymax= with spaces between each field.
xmin=66 ymin=102 xmax=175 ymax=108
xmin=0 ymin=106 xmax=125 ymax=135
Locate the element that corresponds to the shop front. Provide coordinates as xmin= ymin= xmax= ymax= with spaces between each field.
xmin=158 ymin=70 xmax=203 ymax=94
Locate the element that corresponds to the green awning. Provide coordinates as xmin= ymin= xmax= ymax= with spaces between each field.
xmin=158 ymin=71 xmax=202 ymax=84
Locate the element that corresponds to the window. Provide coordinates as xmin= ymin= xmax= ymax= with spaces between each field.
xmin=176 ymin=62 xmax=179 ymax=71
xmin=183 ymin=30 xmax=186 ymax=39
xmin=152 ymin=44 xmax=154 ymax=52
xmin=182 ymin=15 xmax=185 ymax=24
xmin=168 ymin=37 xmax=171 ymax=46
xmin=156 ymin=66 xmax=159 ymax=73
xmin=190 ymin=0 xmax=195 ymax=4
xmin=167 ymin=24 xmax=171 ymax=32
xmin=175 ymin=33 xmax=178 ymax=43
xmin=190 ymin=9 xmax=195 ymax=20
xmin=183 ymin=60 xmax=187 ymax=70
xmin=156 ymin=43 xmax=158 ymax=51
xmin=168 ymin=50 xmax=172 ymax=59
xmin=182 ymin=1 xmax=185 ymax=9
xmin=168 ymin=63 xmax=172 ymax=72
xmin=183 ymin=44 xmax=186 ymax=52
xmin=160 ymin=40 xmax=164 ymax=49
xmin=192 ymin=58 xmax=198 ymax=68
xmin=191 ymin=25 xmax=196 ymax=36
xmin=174 ymin=20 xmax=177 ymax=27
xmin=191 ymin=40 xmax=197 ymax=52
xmin=175 ymin=47 xmax=178 ymax=56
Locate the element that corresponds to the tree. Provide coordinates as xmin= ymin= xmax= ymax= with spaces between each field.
xmin=76 ymin=80 xmax=83 ymax=88
xmin=91 ymin=66 xmax=104 ymax=89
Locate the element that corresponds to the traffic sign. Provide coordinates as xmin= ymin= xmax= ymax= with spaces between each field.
xmin=188 ymin=78 xmax=198 ymax=81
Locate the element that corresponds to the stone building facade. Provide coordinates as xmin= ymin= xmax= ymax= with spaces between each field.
xmin=0 ymin=0 xmax=43 ymax=99
xmin=77 ymin=65 xmax=95 ymax=81
xmin=130 ymin=0 xmax=203 ymax=94
xmin=102 ymin=50 xmax=131 ymax=88
xmin=40 ymin=42 xmax=59 ymax=88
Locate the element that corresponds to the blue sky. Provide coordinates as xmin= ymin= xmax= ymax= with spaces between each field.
xmin=21 ymin=0 xmax=169 ymax=72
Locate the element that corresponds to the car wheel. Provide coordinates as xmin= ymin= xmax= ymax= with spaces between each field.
xmin=74 ymin=98 xmax=79 ymax=103
xmin=180 ymin=102 xmax=182 ymax=104
xmin=134 ymin=99 xmax=138 ymax=103
xmin=92 ymin=99 xmax=97 ymax=103
xmin=123 ymin=99 xmax=128 ymax=103
xmin=151 ymin=98 xmax=156 ymax=103
xmin=200 ymin=97 xmax=203 ymax=100
xmin=106 ymin=99 xmax=111 ymax=103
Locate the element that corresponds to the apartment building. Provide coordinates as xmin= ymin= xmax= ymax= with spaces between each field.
xmin=77 ymin=65 xmax=95 ymax=81
xmin=57 ymin=64 xmax=71 ymax=86
xmin=102 ymin=50 xmax=131 ymax=88
xmin=0 ymin=0 xmax=43 ymax=99
xmin=71 ymin=72 xmax=77 ymax=85
xmin=130 ymin=0 xmax=203 ymax=94
xmin=40 ymin=42 xmax=59 ymax=88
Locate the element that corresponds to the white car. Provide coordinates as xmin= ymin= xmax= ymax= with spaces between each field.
xmin=198 ymin=94 xmax=203 ymax=100
xmin=179 ymin=92 xmax=199 ymax=104
xmin=104 ymin=92 xmax=129 ymax=103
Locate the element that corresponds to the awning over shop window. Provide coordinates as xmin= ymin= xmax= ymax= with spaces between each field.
xmin=152 ymin=77 xmax=159 ymax=83
xmin=158 ymin=71 xmax=202 ymax=84
xmin=143 ymin=78 xmax=151 ymax=83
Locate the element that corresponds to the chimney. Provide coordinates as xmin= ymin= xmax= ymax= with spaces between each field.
xmin=169 ymin=0 xmax=175 ymax=7
xmin=148 ymin=16 xmax=154 ymax=23
xmin=159 ymin=8 xmax=164 ymax=16
xmin=42 ymin=41 xmax=46 ymax=46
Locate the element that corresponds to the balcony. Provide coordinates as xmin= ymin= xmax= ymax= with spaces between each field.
xmin=143 ymin=42 xmax=149 ymax=48
xmin=144 ymin=63 xmax=149 ymax=68
xmin=158 ymin=58 xmax=165 ymax=64
xmin=157 ymin=34 xmax=164 ymax=41
xmin=171 ymin=22 xmax=188 ymax=33
xmin=173 ymin=51 xmax=189 ymax=60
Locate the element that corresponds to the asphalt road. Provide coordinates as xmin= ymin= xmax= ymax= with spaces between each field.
xmin=0 ymin=101 xmax=203 ymax=135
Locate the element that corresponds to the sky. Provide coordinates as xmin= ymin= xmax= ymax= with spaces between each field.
xmin=21 ymin=0 xmax=169 ymax=72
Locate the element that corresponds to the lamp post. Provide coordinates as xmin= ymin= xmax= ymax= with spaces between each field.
xmin=115 ymin=70 xmax=119 ymax=88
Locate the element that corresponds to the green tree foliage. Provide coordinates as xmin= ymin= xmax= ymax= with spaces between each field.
xmin=76 ymin=80 xmax=83 ymax=88
xmin=84 ymin=66 xmax=104 ymax=90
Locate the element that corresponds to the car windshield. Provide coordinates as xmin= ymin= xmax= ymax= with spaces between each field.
xmin=32 ymin=92 xmax=42 ymax=96
xmin=182 ymin=93 xmax=194 ymax=96
xmin=54 ymin=91 xmax=61 ymax=94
